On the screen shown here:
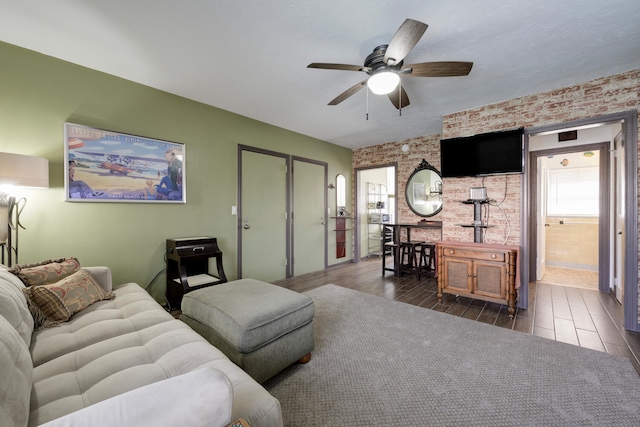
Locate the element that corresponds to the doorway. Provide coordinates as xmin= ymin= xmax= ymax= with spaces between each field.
xmin=238 ymin=147 xmax=290 ymax=282
xmin=530 ymin=143 xmax=608 ymax=292
xmin=354 ymin=164 xmax=397 ymax=261
xmin=523 ymin=110 xmax=639 ymax=331
xmin=292 ymin=157 xmax=328 ymax=276
xmin=237 ymin=146 xmax=328 ymax=282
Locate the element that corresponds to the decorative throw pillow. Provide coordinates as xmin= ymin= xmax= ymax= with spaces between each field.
xmin=9 ymin=257 xmax=80 ymax=287
xmin=23 ymin=269 xmax=114 ymax=329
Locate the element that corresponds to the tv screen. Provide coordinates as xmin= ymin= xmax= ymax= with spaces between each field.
xmin=440 ymin=128 xmax=524 ymax=178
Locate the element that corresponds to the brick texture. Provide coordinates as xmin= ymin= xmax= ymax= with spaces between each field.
xmin=353 ymin=69 xmax=640 ymax=322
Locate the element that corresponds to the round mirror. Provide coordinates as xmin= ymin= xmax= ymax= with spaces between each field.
xmin=405 ymin=159 xmax=442 ymax=217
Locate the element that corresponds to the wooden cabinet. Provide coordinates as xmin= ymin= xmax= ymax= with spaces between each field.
xmin=437 ymin=242 xmax=517 ymax=318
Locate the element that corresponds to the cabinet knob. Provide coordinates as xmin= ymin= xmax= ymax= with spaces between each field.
xmin=449 ymin=250 xmax=454 ymax=254
xmin=491 ymin=254 xmax=496 ymax=259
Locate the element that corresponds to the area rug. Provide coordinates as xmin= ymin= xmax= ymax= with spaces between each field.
xmin=263 ymin=284 xmax=640 ymax=426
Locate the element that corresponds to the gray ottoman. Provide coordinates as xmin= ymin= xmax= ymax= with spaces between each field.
xmin=180 ymin=278 xmax=314 ymax=383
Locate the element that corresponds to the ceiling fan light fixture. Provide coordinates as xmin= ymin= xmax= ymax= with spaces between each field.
xmin=367 ymin=71 xmax=400 ymax=95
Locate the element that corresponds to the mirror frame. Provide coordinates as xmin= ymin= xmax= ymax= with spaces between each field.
xmin=405 ymin=159 xmax=443 ymax=217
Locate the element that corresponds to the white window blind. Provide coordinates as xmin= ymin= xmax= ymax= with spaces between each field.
xmin=547 ymin=166 xmax=599 ymax=216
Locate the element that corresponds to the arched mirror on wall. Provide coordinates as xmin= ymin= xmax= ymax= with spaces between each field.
xmin=406 ymin=159 xmax=443 ymax=217
xmin=336 ymin=173 xmax=346 ymax=216
xmin=334 ymin=173 xmax=348 ymax=258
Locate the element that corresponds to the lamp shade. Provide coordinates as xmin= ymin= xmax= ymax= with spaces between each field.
xmin=0 ymin=152 xmax=49 ymax=188
xmin=367 ymin=72 xmax=400 ymax=95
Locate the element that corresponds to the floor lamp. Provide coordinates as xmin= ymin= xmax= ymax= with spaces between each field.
xmin=0 ymin=152 xmax=49 ymax=267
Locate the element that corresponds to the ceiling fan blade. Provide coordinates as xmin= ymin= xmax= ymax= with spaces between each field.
xmin=384 ymin=19 xmax=428 ymax=66
xmin=387 ymin=85 xmax=410 ymax=109
xmin=308 ymin=63 xmax=368 ymax=72
xmin=402 ymin=61 xmax=473 ymax=77
xmin=328 ymin=79 xmax=368 ymax=105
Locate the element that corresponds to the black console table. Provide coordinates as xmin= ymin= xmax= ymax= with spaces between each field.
xmin=165 ymin=237 xmax=227 ymax=310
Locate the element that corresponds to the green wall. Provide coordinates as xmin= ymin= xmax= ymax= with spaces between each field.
xmin=0 ymin=41 xmax=352 ymax=301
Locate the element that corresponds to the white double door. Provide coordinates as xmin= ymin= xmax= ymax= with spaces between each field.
xmin=239 ymin=147 xmax=326 ymax=282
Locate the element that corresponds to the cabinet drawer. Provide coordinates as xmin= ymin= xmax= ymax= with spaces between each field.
xmin=441 ymin=247 xmax=505 ymax=262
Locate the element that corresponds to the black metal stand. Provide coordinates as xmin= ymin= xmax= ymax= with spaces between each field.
xmin=459 ymin=200 xmax=490 ymax=243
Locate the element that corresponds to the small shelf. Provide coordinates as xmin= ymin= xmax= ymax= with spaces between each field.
xmin=458 ymin=199 xmax=490 ymax=243
xmin=173 ymin=273 xmax=221 ymax=288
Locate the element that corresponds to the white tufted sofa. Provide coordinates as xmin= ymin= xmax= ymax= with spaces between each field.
xmin=0 ymin=265 xmax=283 ymax=427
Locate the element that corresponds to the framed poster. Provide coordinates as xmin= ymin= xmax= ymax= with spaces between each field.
xmin=64 ymin=123 xmax=185 ymax=203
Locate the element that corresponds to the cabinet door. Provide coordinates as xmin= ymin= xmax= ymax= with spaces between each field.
xmin=473 ymin=260 xmax=507 ymax=299
xmin=443 ymin=258 xmax=473 ymax=293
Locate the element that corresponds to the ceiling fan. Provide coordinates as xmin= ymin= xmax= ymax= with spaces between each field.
xmin=308 ymin=19 xmax=473 ymax=109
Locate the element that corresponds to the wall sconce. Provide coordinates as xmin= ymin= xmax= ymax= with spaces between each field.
xmin=0 ymin=152 xmax=49 ymax=266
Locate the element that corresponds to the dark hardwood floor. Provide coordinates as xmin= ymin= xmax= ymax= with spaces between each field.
xmin=273 ymin=256 xmax=640 ymax=375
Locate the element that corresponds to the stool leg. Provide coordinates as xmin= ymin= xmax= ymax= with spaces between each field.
xmin=428 ymin=247 xmax=436 ymax=271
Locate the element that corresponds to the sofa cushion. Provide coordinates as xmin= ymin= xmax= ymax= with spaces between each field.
xmin=0 ymin=314 xmax=33 ymax=427
xmin=29 ymin=319 xmax=239 ymax=425
xmin=9 ymin=258 xmax=80 ymax=287
xmin=23 ymin=270 xmax=114 ymax=329
xmin=0 ymin=267 xmax=34 ymax=347
xmin=30 ymin=283 xmax=172 ymax=367
xmin=37 ymin=367 xmax=233 ymax=427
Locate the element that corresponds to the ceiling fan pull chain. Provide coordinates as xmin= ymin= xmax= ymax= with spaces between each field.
xmin=366 ymin=86 xmax=369 ymax=121
xmin=399 ymin=81 xmax=402 ymax=116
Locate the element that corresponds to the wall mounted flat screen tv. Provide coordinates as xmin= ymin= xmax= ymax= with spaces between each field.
xmin=440 ymin=128 xmax=524 ymax=178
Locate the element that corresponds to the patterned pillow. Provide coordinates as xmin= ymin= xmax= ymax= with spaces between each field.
xmin=23 ymin=269 xmax=114 ymax=329
xmin=9 ymin=258 xmax=80 ymax=287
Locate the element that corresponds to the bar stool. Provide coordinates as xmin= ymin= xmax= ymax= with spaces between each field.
xmin=400 ymin=241 xmax=422 ymax=278
xmin=416 ymin=242 xmax=437 ymax=280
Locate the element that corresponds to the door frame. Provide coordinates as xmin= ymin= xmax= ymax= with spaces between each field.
xmin=528 ymin=142 xmax=610 ymax=292
xmin=237 ymin=144 xmax=291 ymax=279
xmin=521 ymin=110 xmax=639 ymax=331
xmin=291 ymin=155 xmax=329 ymax=274
xmin=354 ymin=163 xmax=398 ymax=262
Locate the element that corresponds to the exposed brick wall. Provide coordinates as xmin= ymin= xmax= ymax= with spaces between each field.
xmin=353 ymin=69 xmax=640 ymax=322
xmin=353 ymin=134 xmax=443 ymax=242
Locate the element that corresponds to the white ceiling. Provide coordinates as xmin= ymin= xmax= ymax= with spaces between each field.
xmin=1 ymin=0 xmax=638 ymax=149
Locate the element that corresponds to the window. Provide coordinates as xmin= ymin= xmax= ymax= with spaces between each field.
xmin=547 ymin=166 xmax=599 ymax=216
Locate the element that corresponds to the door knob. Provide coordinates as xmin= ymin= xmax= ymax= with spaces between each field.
xmin=243 ymin=224 xmax=251 ymax=229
